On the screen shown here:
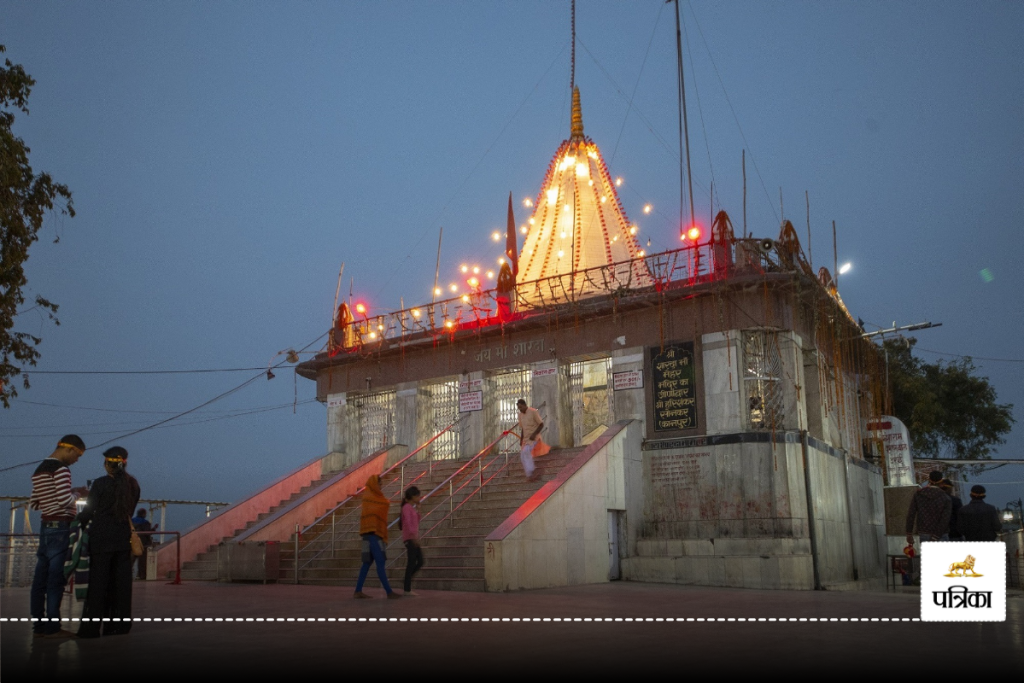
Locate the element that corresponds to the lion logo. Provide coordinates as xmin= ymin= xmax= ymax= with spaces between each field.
xmin=944 ymin=555 xmax=983 ymax=578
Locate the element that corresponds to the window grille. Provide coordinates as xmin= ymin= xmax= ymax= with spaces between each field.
xmin=743 ymin=331 xmax=785 ymax=430
xmin=568 ymin=358 xmax=611 ymax=444
xmin=428 ymin=381 xmax=461 ymax=460
xmin=351 ymin=390 xmax=396 ymax=458
xmin=489 ymin=368 xmax=532 ymax=439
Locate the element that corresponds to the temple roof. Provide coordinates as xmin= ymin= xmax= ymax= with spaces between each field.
xmin=517 ymin=87 xmax=651 ymax=293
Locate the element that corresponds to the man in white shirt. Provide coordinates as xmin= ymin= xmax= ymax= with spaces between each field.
xmin=516 ymin=399 xmax=544 ymax=482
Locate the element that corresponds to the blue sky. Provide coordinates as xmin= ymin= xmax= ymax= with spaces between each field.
xmin=2 ymin=1 xmax=1022 ymax=531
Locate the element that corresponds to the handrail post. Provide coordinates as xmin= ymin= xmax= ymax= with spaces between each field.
xmin=331 ymin=512 xmax=335 ymax=560
xmin=401 ymin=465 xmax=405 ymax=493
xmin=479 ymin=457 xmax=483 ymax=499
xmin=294 ymin=523 xmax=300 ymax=585
xmin=449 ymin=481 xmax=453 ymax=520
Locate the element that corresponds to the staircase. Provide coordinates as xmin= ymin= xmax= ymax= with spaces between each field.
xmin=278 ymin=446 xmax=583 ymax=591
xmin=178 ymin=471 xmax=340 ymax=580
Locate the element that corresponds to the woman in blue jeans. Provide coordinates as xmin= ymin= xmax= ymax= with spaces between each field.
xmin=353 ymin=475 xmax=400 ymax=599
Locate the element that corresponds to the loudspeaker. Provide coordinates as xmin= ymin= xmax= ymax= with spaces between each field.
xmin=757 ymin=238 xmax=775 ymax=254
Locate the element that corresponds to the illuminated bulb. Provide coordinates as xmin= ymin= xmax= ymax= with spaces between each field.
xmin=368 ymin=332 xmax=377 ymax=340
xmin=575 ymin=163 xmax=589 ymax=178
xmin=520 ymin=226 xmax=528 ymax=234
xmin=561 ymin=231 xmax=566 ymax=238
xmin=687 ymin=226 xmax=701 ymax=241
xmin=492 ymin=231 xmax=501 ymax=242
xmin=528 ymin=218 xmax=535 ymax=225
xmin=643 ymin=204 xmax=652 ymax=214
xmin=546 ymin=189 xmax=558 ymax=205
xmin=461 ymin=265 xmax=468 ymax=273
xmin=638 ymin=250 xmax=646 ymax=257
xmin=587 ymin=150 xmax=598 ymax=159
xmin=486 ymin=271 xmax=494 ymax=279
xmin=462 ymin=294 xmax=470 ymax=303
xmin=600 ymin=196 xmax=607 ymax=203
xmin=629 ymin=226 xmax=637 ymax=235
xmin=472 ymin=266 xmax=480 ymax=274
xmin=615 ymin=177 xmax=623 ymax=187
xmin=377 ymin=324 xmax=384 ymax=331
xmin=557 ymin=250 xmax=564 ymax=258
xmin=839 ymin=262 xmax=852 ymax=275
xmin=523 ymin=198 xmax=533 ymax=208
xmin=412 ymin=309 xmax=421 ymax=318
xmin=498 ymin=257 xmax=506 ymax=265
xmin=563 ymin=204 xmax=571 ymax=212
xmin=450 ymin=284 xmax=458 ymax=292
xmin=468 ymin=277 xmax=479 ymax=287
xmin=445 ymin=321 xmax=454 ymax=329
xmin=355 ymin=304 xmax=366 ymax=314
xmin=587 ymin=180 xmax=594 ymax=186
xmin=434 ymin=287 xmax=442 ymax=296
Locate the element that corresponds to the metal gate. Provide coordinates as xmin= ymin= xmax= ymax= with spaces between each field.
xmin=743 ymin=330 xmax=785 ymax=430
xmin=490 ymin=368 xmax=532 ymax=437
xmin=429 ymin=381 xmax=460 ymax=460
xmin=568 ymin=358 xmax=611 ymax=445
xmin=351 ymin=390 xmax=396 ymax=458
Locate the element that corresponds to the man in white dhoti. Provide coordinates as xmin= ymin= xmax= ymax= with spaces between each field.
xmin=516 ymin=399 xmax=544 ymax=482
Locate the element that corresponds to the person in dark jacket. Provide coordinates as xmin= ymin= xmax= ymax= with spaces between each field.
xmin=76 ymin=446 xmax=141 ymax=638
xmin=130 ymin=508 xmax=154 ymax=580
xmin=958 ymin=485 xmax=1003 ymax=542
xmin=906 ymin=470 xmax=952 ymax=548
xmin=939 ymin=479 xmax=963 ymax=541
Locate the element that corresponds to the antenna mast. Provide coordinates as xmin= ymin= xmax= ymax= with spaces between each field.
xmin=672 ymin=0 xmax=695 ymax=233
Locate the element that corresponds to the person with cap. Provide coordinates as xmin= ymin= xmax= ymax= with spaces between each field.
xmin=29 ymin=435 xmax=88 ymax=638
xmin=906 ymin=470 xmax=953 ymax=548
xmin=958 ymin=485 xmax=1003 ymax=542
xmin=76 ymin=446 xmax=141 ymax=638
xmin=353 ymin=474 xmax=400 ymax=599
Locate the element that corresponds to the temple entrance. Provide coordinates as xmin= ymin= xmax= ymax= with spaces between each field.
xmin=568 ymin=357 xmax=612 ymax=445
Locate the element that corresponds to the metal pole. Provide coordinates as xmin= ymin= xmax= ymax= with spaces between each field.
xmin=331 ymin=512 xmax=336 ymax=560
xmin=160 ymin=503 xmax=167 ymax=540
xmin=294 ymin=523 xmax=300 ymax=585
xmin=5 ymin=501 xmax=16 ymax=588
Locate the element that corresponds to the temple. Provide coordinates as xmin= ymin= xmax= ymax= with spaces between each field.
xmin=157 ymin=81 xmax=890 ymax=593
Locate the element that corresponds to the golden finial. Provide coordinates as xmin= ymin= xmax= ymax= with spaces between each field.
xmin=570 ymin=86 xmax=584 ymax=140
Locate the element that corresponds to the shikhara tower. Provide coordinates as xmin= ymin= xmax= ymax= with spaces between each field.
xmin=517 ymin=87 xmax=652 ymax=295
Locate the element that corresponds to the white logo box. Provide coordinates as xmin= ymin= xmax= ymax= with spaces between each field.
xmin=920 ymin=542 xmax=1006 ymax=622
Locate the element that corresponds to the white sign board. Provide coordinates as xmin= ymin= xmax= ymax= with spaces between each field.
xmin=865 ymin=415 xmax=914 ymax=486
xmin=613 ymin=370 xmax=644 ymax=391
xmin=327 ymin=394 xmax=347 ymax=408
xmin=533 ymin=367 xmax=557 ymax=378
xmin=459 ymin=390 xmax=483 ymax=413
xmin=458 ymin=379 xmax=483 ymax=393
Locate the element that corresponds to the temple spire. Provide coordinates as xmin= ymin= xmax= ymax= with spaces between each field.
xmin=570 ymin=86 xmax=584 ymax=140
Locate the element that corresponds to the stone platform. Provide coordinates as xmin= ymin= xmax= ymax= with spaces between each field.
xmin=2 ymin=582 xmax=1021 ymax=677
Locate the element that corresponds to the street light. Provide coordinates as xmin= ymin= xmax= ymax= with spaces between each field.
xmin=1003 ymin=498 xmax=1023 ymax=530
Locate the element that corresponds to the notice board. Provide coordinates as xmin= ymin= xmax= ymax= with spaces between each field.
xmin=650 ymin=341 xmax=698 ymax=432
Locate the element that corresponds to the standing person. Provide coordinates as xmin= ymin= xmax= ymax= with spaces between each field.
xmin=958 ymin=485 xmax=1003 ymax=542
xmin=29 ymin=435 xmax=88 ymax=638
xmin=353 ymin=474 xmax=400 ymax=599
xmin=906 ymin=470 xmax=953 ymax=550
xmin=130 ymin=508 xmax=153 ymax=580
xmin=516 ymin=399 xmax=544 ymax=482
xmin=939 ymin=480 xmax=963 ymax=541
xmin=399 ymin=486 xmax=424 ymax=596
xmin=77 ymin=447 xmax=141 ymax=638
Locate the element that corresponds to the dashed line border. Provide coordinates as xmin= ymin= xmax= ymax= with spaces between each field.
xmin=3 ymin=617 xmax=921 ymax=623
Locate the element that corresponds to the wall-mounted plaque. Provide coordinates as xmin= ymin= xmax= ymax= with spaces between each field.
xmin=459 ymin=390 xmax=483 ymax=412
xmin=650 ymin=342 xmax=698 ymax=432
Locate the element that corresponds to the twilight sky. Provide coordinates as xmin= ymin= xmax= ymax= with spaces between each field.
xmin=2 ymin=1 xmax=1022 ymax=531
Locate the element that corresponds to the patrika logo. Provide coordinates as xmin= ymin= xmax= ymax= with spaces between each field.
xmin=943 ymin=555 xmax=982 ymax=577
xmin=921 ymin=542 xmax=1005 ymax=622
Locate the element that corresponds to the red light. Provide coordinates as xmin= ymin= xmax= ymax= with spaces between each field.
xmin=686 ymin=226 xmax=701 ymax=241
xmin=355 ymin=303 xmax=366 ymax=315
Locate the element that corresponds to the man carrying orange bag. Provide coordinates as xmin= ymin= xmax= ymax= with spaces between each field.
xmin=514 ymin=399 xmax=548 ymax=482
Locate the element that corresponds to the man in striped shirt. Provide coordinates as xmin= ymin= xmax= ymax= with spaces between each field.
xmin=29 ymin=435 xmax=88 ymax=638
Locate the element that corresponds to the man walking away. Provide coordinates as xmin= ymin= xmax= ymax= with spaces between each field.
xmin=938 ymin=479 xmax=963 ymax=541
xmin=906 ymin=470 xmax=953 ymax=550
xmin=131 ymin=508 xmax=153 ymax=580
xmin=516 ymin=399 xmax=544 ymax=482
xmin=958 ymin=485 xmax=1003 ymax=542
xmin=29 ymin=435 xmax=88 ymax=638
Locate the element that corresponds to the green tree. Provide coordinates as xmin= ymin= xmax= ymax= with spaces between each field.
xmin=884 ymin=338 xmax=1014 ymax=470
xmin=0 ymin=44 xmax=74 ymax=407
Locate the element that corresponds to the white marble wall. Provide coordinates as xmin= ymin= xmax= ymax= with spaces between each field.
xmin=701 ymin=331 xmax=742 ymax=435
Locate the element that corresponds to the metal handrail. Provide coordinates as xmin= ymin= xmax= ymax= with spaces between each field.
xmin=299 ymin=417 xmax=463 ymax=536
xmin=294 ymin=418 xmax=465 ymax=571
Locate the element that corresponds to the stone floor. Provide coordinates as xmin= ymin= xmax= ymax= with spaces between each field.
xmin=2 ymin=581 xmax=1022 ymax=677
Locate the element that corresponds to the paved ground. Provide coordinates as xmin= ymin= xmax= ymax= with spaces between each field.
xmin=2 ymin=581 xmax=1021 ymax=677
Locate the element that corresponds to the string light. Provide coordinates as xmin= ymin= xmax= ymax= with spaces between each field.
xmin=629 ymin=226 xmax=637 ymax=235
xmin=411 ymin=309 xmax=421 ymax=318
xmin=546 ymin=189 xmax=558 ymax=205
xmin=461 ymin=294 xmax=470 ymax=303
xmin=615 ymin=177 xmax=623 ymax=187
xmin=498 ymin=257 xmax=506 ymax=265
xmin=434 ymin=287 xmax=442 ymax=296
xmin=523 ymin=198 xmax=533 ymax=208
xmin=486 ymin=271 xmax=494 ymax=279
xmin=600 ymin=196 xmax=607 ymax=203
xmin=368 ymin=332 xmax=377 ymax=340
xmin=460 ymin=265 xmax=468 ymax=273
xmin=492 ymin=231 xmax=501 ymax=241
xmin=445 ymin=321 xmax=454 ymax=329
xmin=528 ymin=218 xmax=535 ymax=225
xmin=520 ymin=226 xmax=528 ymax=234
xmin=557 ymin=250 xmax=564 ymax=258
xmin=472 ymin=266 xmax=480 ymax=274
xmin=355 ymin=304 xmax=367 ymax=315
xmin=450 ymin=284 xmax=458 ymax=293
xmin=643 ymin=204 xmax=652 ymax=214
xmin=638 ymin=250 xmax=645 ymax=257
xmin=468 ymin=277 xmax=479 ymax=287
